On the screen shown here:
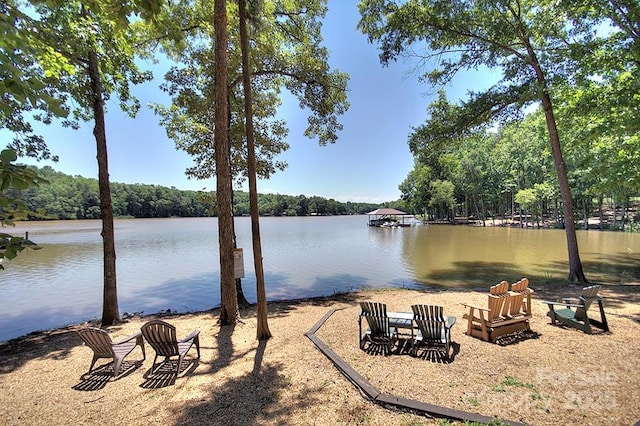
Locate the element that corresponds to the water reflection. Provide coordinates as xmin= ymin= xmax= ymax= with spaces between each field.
xmin=402 ymin=225 xmax=640 ymax=287
xmin=1 ymin=216 xmax=638 ymax=342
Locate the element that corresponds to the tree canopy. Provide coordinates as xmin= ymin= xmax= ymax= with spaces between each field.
xmin=358 ymin=0 xmax=640 ymax=282
xmin=147 ymin=0 xmax=349 ymax=187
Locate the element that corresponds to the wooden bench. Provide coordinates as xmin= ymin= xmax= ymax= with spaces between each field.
xmin=461 ymin=279 xmax=533 ymax=342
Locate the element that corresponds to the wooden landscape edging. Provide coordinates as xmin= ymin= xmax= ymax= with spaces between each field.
xmin=305 ymin=308 xmax=525 ymax=426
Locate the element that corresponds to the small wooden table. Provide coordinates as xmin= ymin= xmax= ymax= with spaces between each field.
xmin=388 ymin=311 xmax=414 ymax=329
xmin=388 ymin=311 xmax=416 ymax=351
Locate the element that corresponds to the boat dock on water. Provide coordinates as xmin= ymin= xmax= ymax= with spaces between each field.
xmin=366 ymin=208 xmax=412 ymax=227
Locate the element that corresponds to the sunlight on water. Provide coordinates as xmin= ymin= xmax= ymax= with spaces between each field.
xmin=1 ymin=216 xmax=638 ymax=341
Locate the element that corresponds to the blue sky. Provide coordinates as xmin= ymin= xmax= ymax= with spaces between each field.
xmin=8 ymin=1 xmax=499 ymax=204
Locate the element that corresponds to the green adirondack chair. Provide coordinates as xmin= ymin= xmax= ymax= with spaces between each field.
xmin=543 ymin=285 xmax=609 ymax=334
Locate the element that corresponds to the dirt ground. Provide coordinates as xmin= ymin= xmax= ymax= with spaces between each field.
xmin=0 ymin=284 xmax=639 ymax=426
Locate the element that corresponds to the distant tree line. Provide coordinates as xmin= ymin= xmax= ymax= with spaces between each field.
xmin=8 ymin=166 xmax=393 ymax=219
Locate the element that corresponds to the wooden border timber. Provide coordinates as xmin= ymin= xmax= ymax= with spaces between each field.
xmin=305 ymin=308 xmax=525 ymax=426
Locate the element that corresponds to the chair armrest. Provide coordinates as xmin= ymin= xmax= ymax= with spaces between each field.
xmin=446 ymin=316 xmax=457 ymax=328
xmin=562 ymin=297 xmax=580 ymax=304
xmin=461 ymin=303 xmax=489 ymax=312
xmin=114 ymin=331 xmax=142 ymax=345
xmin=179 ymin=330 xmax=200 ymax=343
xmin=543 ymin=300 xmax=583 ymax=308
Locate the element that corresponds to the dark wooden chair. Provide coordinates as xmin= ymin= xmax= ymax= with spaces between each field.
xmin=358 ymin=301 xmax=396 ymax=355
xmin=411 ymin=304 xmax=456 ymax=360
xmin=141 ymin=320 xmax=201 ymax=373
xmin=543 ymin=285 xmax=609 ymax=334
xmin=77 ymin=328 xmax=145 ymax=378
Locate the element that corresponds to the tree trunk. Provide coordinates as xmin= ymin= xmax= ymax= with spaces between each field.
xmin=215 ymin=0 xmax=238 ymax=325
xmin=231 ymin=196 xmax=250 ymax=309
xmin=239 ymin=0 xmax=271 ymax=340
xmin=88 ymin=50 xmax=120 ymax=325
xmin=528 ymin=52 xmax=588 ymax=283
xmin=539 ymin=199 xmax=544 ymax=228
xmin=598 ymin=196 xmax=604 ymax=230
xmin=232 ymin=231 xmax=250 ymax=308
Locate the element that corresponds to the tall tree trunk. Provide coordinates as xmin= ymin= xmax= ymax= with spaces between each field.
xmin=540 ymin=199 xmax=544 ymax=229
xmin=88 ymin=50 xmax=120 ymax=325
xmin=239 ymin=0 xmax=271 ymax=340
xmin=233 ymin=231 xmax=250 ymax=309
xmin=215 ymin=0 xmax=238 ymax=324
xmin=528 ymin=51 xmax=588 ymax=283
xmin=231 ymin=194 xmax=250 ymax=308
xmin=598 ymin=195 xmax=604 ymax=230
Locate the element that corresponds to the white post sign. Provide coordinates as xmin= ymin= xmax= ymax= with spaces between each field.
xmin=233 ymin=248 xmax=245 ymax=278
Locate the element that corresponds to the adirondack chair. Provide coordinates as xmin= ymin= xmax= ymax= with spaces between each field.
xmin=461 ymin=280 xmax=532 ymax=342
xmin=141 ymin=320 xmax=201 ymax=374
xmin=411 ymin=304 xmax=456 ymax=360
xmin=358 ymin=301 xmax=396 ymax=355
xmin=510 ymin=277 xmax=534 ymax=315
xmin=543 ymin=285 xmax=609 ymax=334
xmin=77 ymin=328 xmax=145 ymax=378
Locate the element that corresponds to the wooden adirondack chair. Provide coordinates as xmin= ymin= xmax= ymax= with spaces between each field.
xmin=543 ymin=285 xmax=609 ymax=334
xmin=462 ymin=280 xmax=532 ymax=342
xmin=411 ymin=304 xmax=456 ymax=360
xmin=510 ymin=277 xmax=534 ymax=315
xmin=358 ymin=301 xmax=396 ymax=355
xmin=77 ymin=328 xmax=145 ymax=378
xmin=141 ymin=320 xmax=201 ymax=374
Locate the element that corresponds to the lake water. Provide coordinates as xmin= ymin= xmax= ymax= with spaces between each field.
xmin=1 ymin=216 xmax=639 ymax=342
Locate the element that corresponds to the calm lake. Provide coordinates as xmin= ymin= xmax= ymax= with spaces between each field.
xmin=2 ymin=216 xmax=639 ymax=342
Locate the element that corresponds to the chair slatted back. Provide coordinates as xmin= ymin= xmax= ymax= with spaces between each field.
xmin=507 ymin=292 xmax=525 ymax=316
xmin=490 ymin=281 xmax=509 ymax=295
xmin=509 ymin=278 xmax=531 ymax=317
xmin=489 ymin=281 xmax=509 ymax=318
xmin=359 ymin=301 xmax=390 ymax=337
xmin=576 ymin=285 xmax=601 ymax=321
xmin=511 ymin=277 xmax=533 ymax=315
xmin=141 ymin=320 xmax=179 ymax=357
xmin=77 ymin=328 xmax=114 ymax=357
xmin=412 ymin=304 xmax=446 ymax=343
xmin=511 ymin=278 xmax=530 ymax=293
xmin=487 ymin=295 xmax=506 ymax=321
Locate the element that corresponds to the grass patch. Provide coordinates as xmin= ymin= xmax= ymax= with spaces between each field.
xmin=465 ymin=397 xmax=480 ymax=407
xmin=502 ymin=375 xmax=535 ymax=390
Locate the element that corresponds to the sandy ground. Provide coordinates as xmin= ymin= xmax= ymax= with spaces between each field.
xmin=1 ymin=284 xmax=639 ymax=426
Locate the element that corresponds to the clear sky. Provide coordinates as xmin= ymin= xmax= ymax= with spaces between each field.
xmin=8 ymin=1 xmax=498 ymax=204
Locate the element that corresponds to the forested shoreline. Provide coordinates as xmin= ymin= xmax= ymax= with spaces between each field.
xmin=400 ymin=108 xmax=640 ymax=232
xmin=9 ymin=166 xmax=394 ymax=219
xmin=9 ymin=165 xmax=638 ymax=230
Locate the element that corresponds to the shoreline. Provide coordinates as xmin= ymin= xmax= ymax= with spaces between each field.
xmin=1 ymin=285 xmax=639 ymax=425
xmin=2 ymin=281 xmax=638 ymax=348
